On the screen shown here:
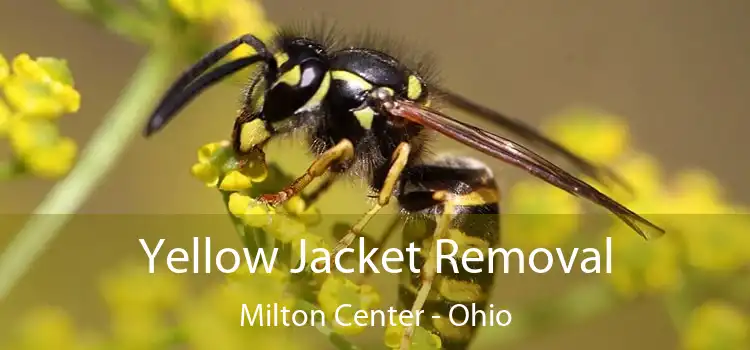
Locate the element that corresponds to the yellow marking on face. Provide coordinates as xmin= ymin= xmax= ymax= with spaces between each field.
xmin=381 ymin=86 xmax=395 ymax=96
xmin=331 ymin=70 xmax=373 ymax=90
xmin=275 ymin=65 xmax=301 ymax=87
xmin=353 ymin=107 xmax=376 ymax=129
xmin=298 ymin=72 xmax=331 ymax=111
xmin=407 ymin=75 xmax=423 ymax=100
xmin=274 ymin=52 xmax=290 ymax=66
xmin=239 ymin=119 xmax=270 ymax=152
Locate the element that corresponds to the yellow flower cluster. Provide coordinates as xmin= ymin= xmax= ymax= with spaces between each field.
xmin=531 ymin=109 xmax=750 ymax=297
xmin=684 ymin=300 xmax=748 ymax=350
xmin=168 ymin=0 xmax=278 ymax=58
xmin=504 ymin=180 xmax=582 ymax=249
xmin=190 ymin=140 xmax=268 ymax=190
xmin=384 ymin=324 xmax=443 ymax=350
xmin=4 ymin=262 xmax=305 ymax=350
xmin=182 ymin=268 xmax=301 ymax=350
xmin=0 ymin=53 xmax=80 ymax=179
xmin=317 ymin=275 xmax=381 ymax=335
xmin=189 ymin=139 xmax=442 ymax=347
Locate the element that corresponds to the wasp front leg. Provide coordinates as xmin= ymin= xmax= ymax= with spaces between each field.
xmin=257 ymin=139 xmax=355 ymax=205
xmin=326 ymin=142 xmax=412 ymax=262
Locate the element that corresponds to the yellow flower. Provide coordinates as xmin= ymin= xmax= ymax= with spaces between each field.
xmin=191 ymin=141 xmax=228 ymax=186
xmin=590 ymin=148 xmax=750 ymax=294
xmin=100 ymin=264 xmax=184 ymax=315
xmin=0 ymin=53 xmax=8 ymax=85
xmin=15 ymin=307 xmax=79 ymax=349
xmin=23 ymin=136 xmax=77 ymax=178
xmin=197 ymin=141 xmax=227 ymax=163
xmin=284 ymin=196 xmax=307 ymax=215
xmin=191 ymin=162 xmax=220 ymax=186
xmin=266 ymin=214 xmax=308 ymax=243
xmin=606 ymin=224 xmax=683 ymax=298
xmin=227 ymin=266 xmax=290 ymax=286
xmin=0 ymin=98 xmax=12 ymax=135
xmin=100 ymin=264 xmax=185 ymax=348
xmin=280 ymin=195 xmax=322 ymax=225
xmin=504 ymin=180 xmax=581 ymax=249
xmin=227 ymin=192 xmax=276 ymax=227
xmin=635 ymin=169 xmax=750 ymax=272
xmin=168 ymin=0 xmax=227 ymax=23
xmin=603 ymin=152 xmax=664 ymax=204
xmin=219 ymin=169 xmax=253 ymax=191
xmin=543 ymin=108 xmax=631 ymax=164
xmin=168 ymin=0 xmax=277 ymax=60
xmin=181 ymin=269 xmax=300 ymax=350
xmin=12 ymin=54 xmax=72 ymax=83
xmin=291 ymin=232 xmax=331 ymax=277
xmin=318 ymin=275 xmax=381 ymax=335
xmin=190 ymin=141 xmax=268 ymax=188
xmin=219 ymin=0 xmax=278 ymax=59
xmin=0 ymin=53 xmax=80 ymax=180
xmin=227 ymin=192 xmax=252 ymax=216
xmin=7 ymin=118 xmax=78 ymax=178
xmin=684 ymin=300 xmax=748 ymax=350
xmin=384 ymin=324 xmax=442 ymax=350
xmin=665 ymin=170 xmax=728 ymax=214
xmin=4 ymin=54 xmax=80 ymax=118
xmin=225 ymin=192 xmax=310 ymax=243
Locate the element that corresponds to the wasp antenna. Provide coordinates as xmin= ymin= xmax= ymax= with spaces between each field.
xmin=619 ymin=212 xmax=665 ymax=240
xmin=144 ymin=56 xmax=268 ymax=136
xmin=144 ymin=34 xmax=276 ymax=137
xmin=433 ymin=86 xmax=635 ymax=195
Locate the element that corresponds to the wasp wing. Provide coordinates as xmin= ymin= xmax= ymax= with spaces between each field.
xmin=433 ymin=87 xmax=633 ymax=194
xmin=383 ymin=98 xmax=665 ymax=239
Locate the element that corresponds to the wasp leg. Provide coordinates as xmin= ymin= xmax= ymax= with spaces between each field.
xmin=399 ymin=196 xmax=455 ymax=350
xmin=259 ymin=139 xmax=355 ymax=205
xmin=301 ymin=172 xmax=340 ymax=208
xmin=356 ymin=215 xmax=403 ymax=282
xmin=397 ymin=156 xmax=501 ymax=350
xmin=327 ymin=142 xmax=411 ymax=261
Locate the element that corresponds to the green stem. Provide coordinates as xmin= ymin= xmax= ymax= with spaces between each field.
xmin=0 ymin=49 xmax=173 ymax=302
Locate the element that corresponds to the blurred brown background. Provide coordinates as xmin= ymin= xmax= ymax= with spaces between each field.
xmin=0 ymin=0 xmax=748 ymax=349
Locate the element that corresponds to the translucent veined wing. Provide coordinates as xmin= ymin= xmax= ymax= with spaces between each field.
xmin=380 ymin=97 xmax=665 ymax=239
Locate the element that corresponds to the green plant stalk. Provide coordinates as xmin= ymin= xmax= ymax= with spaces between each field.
xmin=0 ymin=49 xmax=174 ymax=302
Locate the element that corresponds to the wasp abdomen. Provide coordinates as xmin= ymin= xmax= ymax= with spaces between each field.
xmin=397 ymin=156 xmax=501 ymax=350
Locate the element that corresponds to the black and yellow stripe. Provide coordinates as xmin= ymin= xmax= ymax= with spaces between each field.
xmin=397 ymin=156 xmax=501 ymax=350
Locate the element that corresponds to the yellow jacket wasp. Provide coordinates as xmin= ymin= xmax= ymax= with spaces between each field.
xmin=143 ymin=25 xmax=665 ymax=350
